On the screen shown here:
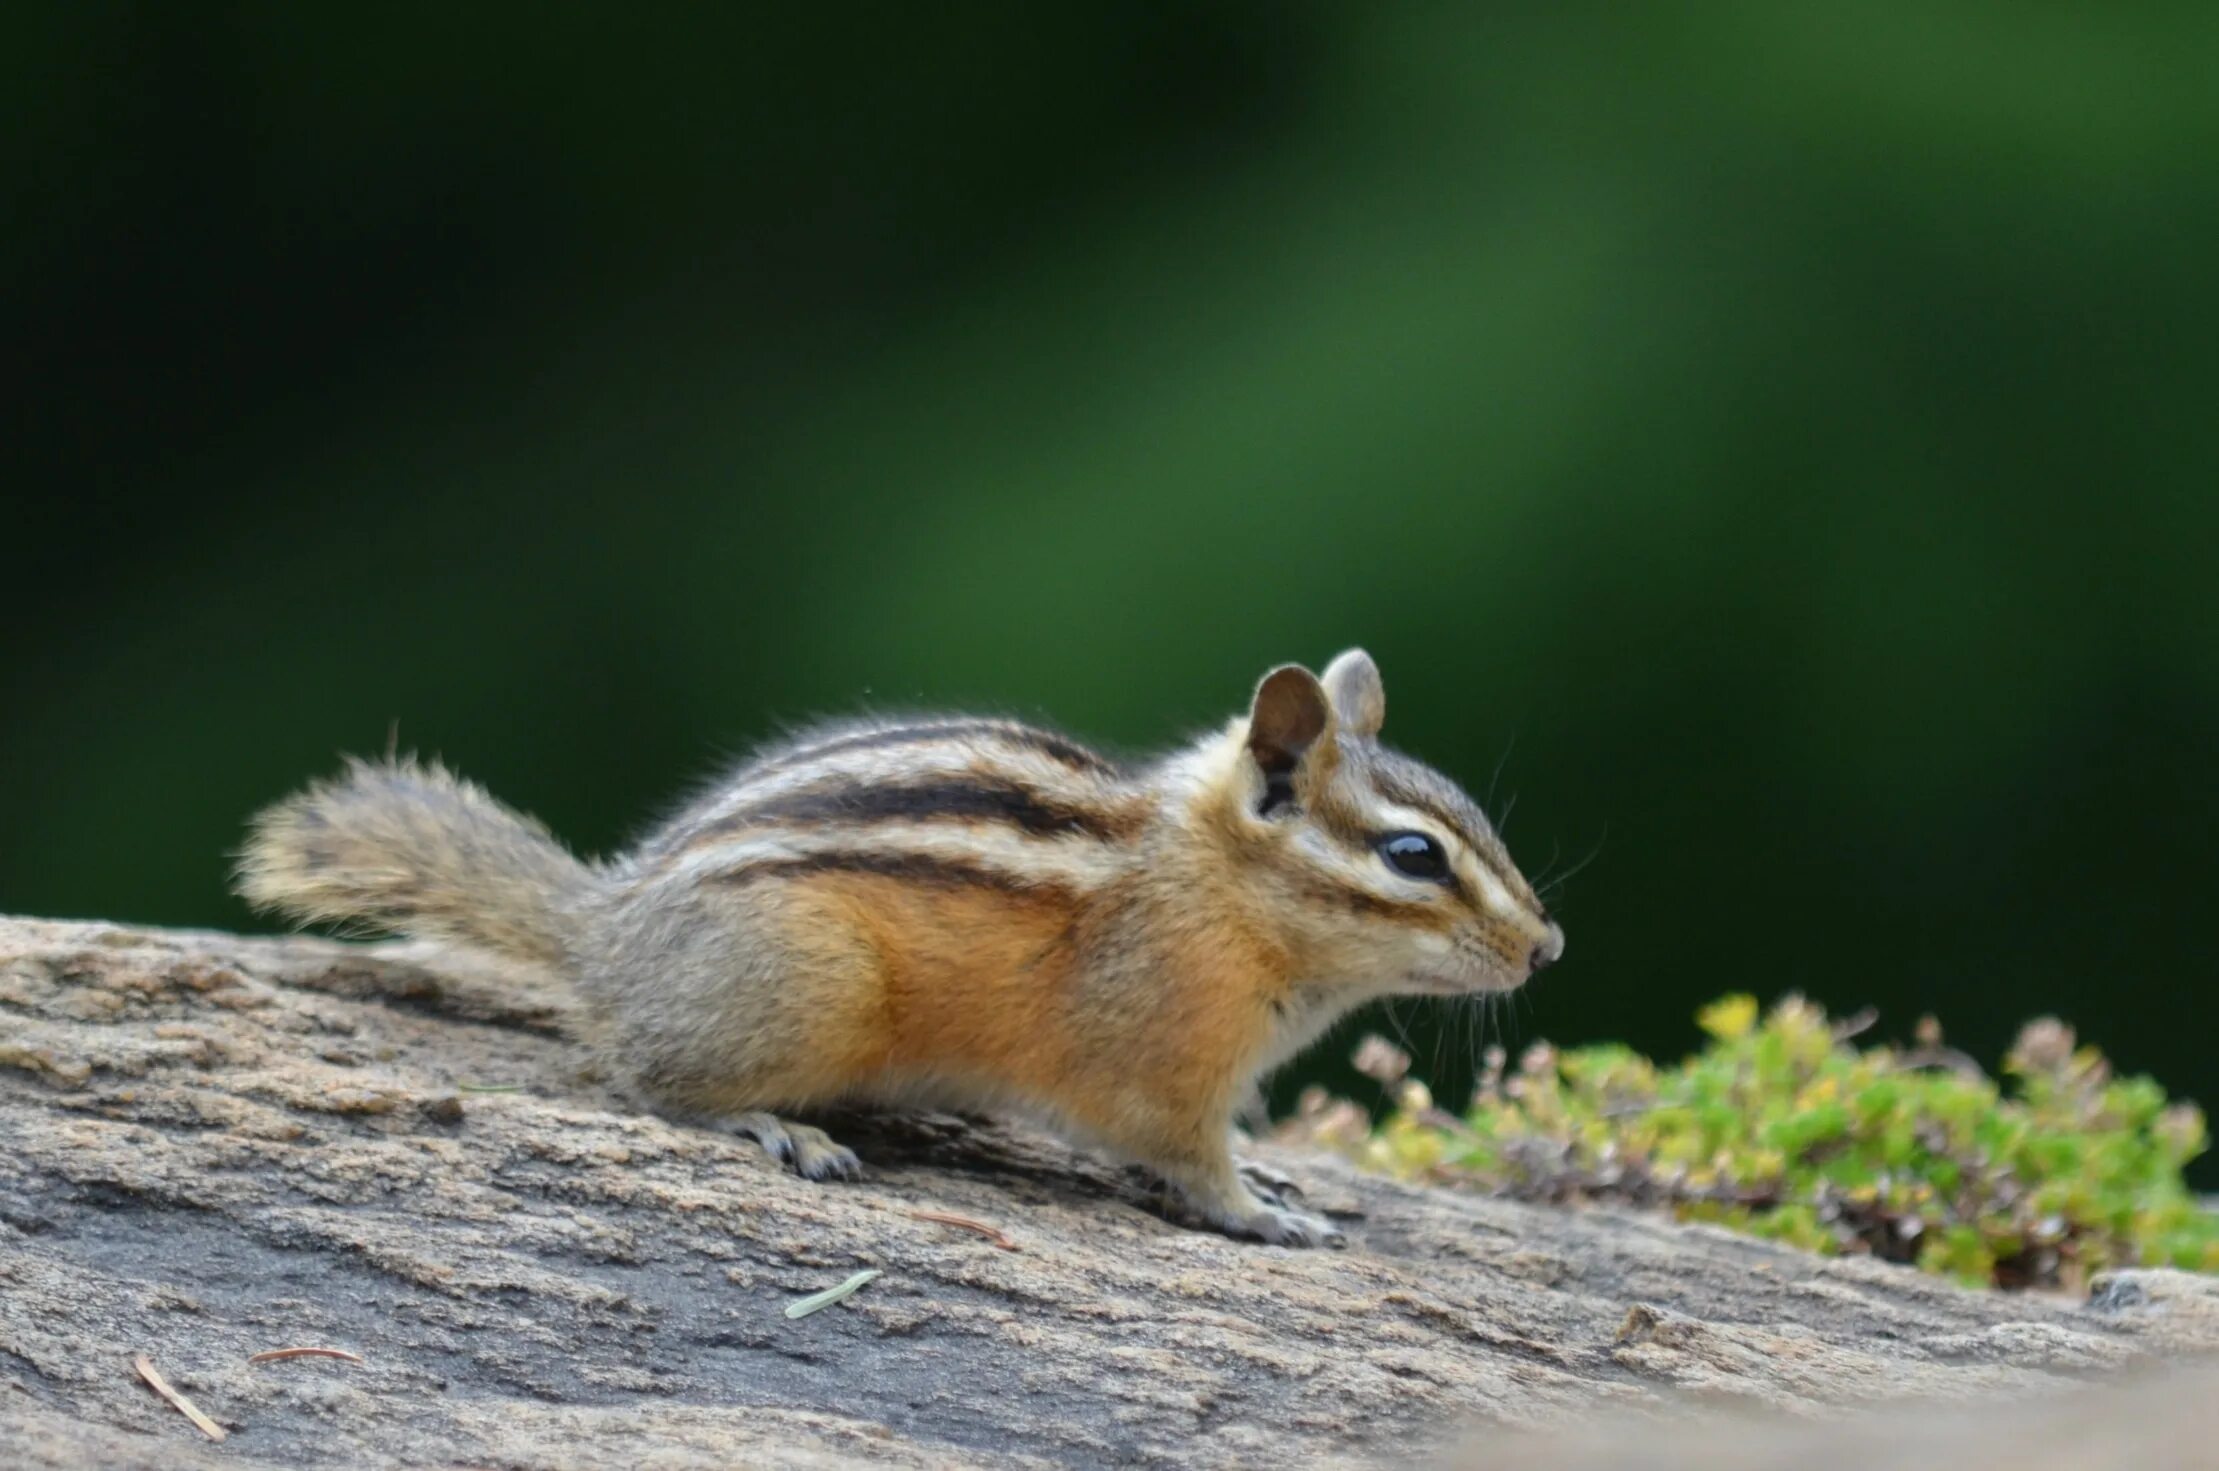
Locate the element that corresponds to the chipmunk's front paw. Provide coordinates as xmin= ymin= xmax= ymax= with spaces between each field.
xmin=1239 ymin=1202 xmax=1346 ymax=1249
xmin=1163 ymin=1162 xmax=1347 ymax=1248
xmin=728 ymin=1112 xmax=863 ymax=1182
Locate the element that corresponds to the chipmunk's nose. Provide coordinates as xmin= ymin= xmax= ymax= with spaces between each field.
xmin=1527 ymin=923 xmax=1565 ymax=975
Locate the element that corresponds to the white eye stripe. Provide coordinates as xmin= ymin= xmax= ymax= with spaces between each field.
xmin=1468 ymin=864 xmax=1515 ymax=915
xmin=1359 ymin=800 xmax=1524 ymax=912
xmin=1296 ymin=805 xmax=1451 ymax=897
xmin=1360 ymin=800 xmax=1444 ymax=831
xmin=1366 ymin=803 xmax=1459 ymax=856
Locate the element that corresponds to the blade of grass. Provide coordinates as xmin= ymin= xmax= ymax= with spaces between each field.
xmin=784 ymin=1269 xmax=881 ymax=1320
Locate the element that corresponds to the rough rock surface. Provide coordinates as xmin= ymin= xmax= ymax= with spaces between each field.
xmin=3 ymin=915 xmax=2216 ymax=1469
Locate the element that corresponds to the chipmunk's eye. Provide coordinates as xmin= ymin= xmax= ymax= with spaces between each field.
xmin=1376 ymin=831 xmax=1450 ymax=883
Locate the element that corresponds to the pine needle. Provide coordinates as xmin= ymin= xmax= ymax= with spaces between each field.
xmin=133 ymin=1355 xmax=226 ymax=1442
xmin=248 ymin=1346 xmax=365 ymax=1365
xmin=905 ymin=1209 xmax=1019 ymax=1251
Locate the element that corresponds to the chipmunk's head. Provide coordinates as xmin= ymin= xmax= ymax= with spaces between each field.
xmin=1200 ymin=649 xmax=1562 ymax=1000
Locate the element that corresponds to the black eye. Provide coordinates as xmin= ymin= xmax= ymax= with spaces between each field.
xmin=1376 ymin=831 xmax=1450 ymax=883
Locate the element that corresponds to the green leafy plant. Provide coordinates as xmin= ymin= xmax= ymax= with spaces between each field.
xmin=1280 ymin=998 xmax=2218 ymax=1290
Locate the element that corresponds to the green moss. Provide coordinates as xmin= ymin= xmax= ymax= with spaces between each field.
xmin=1288 ymin=999 xmax=2219 ymax=1291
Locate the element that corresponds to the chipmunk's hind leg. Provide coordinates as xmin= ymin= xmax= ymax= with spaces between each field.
xmin=725 ymin=1111 xmax=863 ymax=1182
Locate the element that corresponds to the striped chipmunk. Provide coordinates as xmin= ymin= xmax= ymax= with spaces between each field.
xmin=237 ymin=650 xmax=1563 ymax=1247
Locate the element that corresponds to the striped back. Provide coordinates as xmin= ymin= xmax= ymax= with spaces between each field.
xmin=630 ymin=718 xmax=1149 ymax=900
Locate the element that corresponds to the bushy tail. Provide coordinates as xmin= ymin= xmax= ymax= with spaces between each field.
xmin=236 ymin=757 xmax=602 ymax=970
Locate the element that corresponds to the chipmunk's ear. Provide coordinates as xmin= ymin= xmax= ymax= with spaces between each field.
xmin=1321 ymin=648 xmax=1385 ymax=738
xmin=1246 ymin=664 xmax=1333 ymax=778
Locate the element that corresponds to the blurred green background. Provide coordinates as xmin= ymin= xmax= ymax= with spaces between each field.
xmin=8 ymin=6 xmax=2216 ymax=1178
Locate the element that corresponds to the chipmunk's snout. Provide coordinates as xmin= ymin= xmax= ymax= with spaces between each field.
xmin=1527 ymin=923 xmax=1565 ymax=976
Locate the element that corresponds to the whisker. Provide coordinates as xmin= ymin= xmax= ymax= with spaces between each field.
xmin=1430 ymin=998 xmax=1451 ymax=1085
xmin=1481 ymin=1007 xmax=1500 ymax=1072
xmin=1382 ymin=998 xmax=1420 ymax=1063
xmin=1465 ymin=995 xmax=1487 ymax=1110
xmin=1447 ymin=996 xmax=1469 ymax=1102
xmin=1485 ymin=732 xmax=1519 ymax=815
xmin=1537 ymin=826 xmax=1608 ymax=900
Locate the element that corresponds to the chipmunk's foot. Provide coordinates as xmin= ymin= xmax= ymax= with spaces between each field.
xmin=1179 ymin=1176 xmax=1344 ymax=1249
xmin=727 ymin=1111 xmax=863 ymax=1182
xmin=1228 ymin=1198 xmax=1346 ymax=1249
xmin=1237 ymin=1159 xmax=1305 ymax=1207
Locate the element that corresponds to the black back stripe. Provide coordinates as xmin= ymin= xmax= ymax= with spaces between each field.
xmin=709 ymin=849 xmax=1077 ymax=901
xmin=745 ymin=721 xmax=1119 ymax=782
xmin=714 ymin=774 xmax=1137 ymax=843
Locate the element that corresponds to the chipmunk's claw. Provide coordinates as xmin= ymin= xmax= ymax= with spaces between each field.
xmin=1238 ymin=1159 xmax=1305 ymax=1207
xmin=792 ymin=1126 xmax=863 ymax=1182
xmin=1240 ymin=1202 xmax=1346 ymax=1249
xmin=1184 ymin=1178 xmax=1345 ymax=1248
xmin=728 ymin=1112 xmax=863 ymax=1182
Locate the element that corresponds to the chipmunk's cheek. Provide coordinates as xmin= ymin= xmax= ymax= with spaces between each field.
xmin=1403 ymin=930 xmax=1454 ymax=981
xmin=1396 ymin=932 xmax=1485 ymax=996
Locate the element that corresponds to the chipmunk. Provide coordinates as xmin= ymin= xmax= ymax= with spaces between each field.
xmin=236 ymin=650 xmax=1562 ymax=1247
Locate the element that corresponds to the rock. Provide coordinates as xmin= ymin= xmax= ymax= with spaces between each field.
xmin=1461 ymin=1357 xmax=2219 ymax=1471
xmin=3 ymin=916 xmax=2215 ymax=1468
